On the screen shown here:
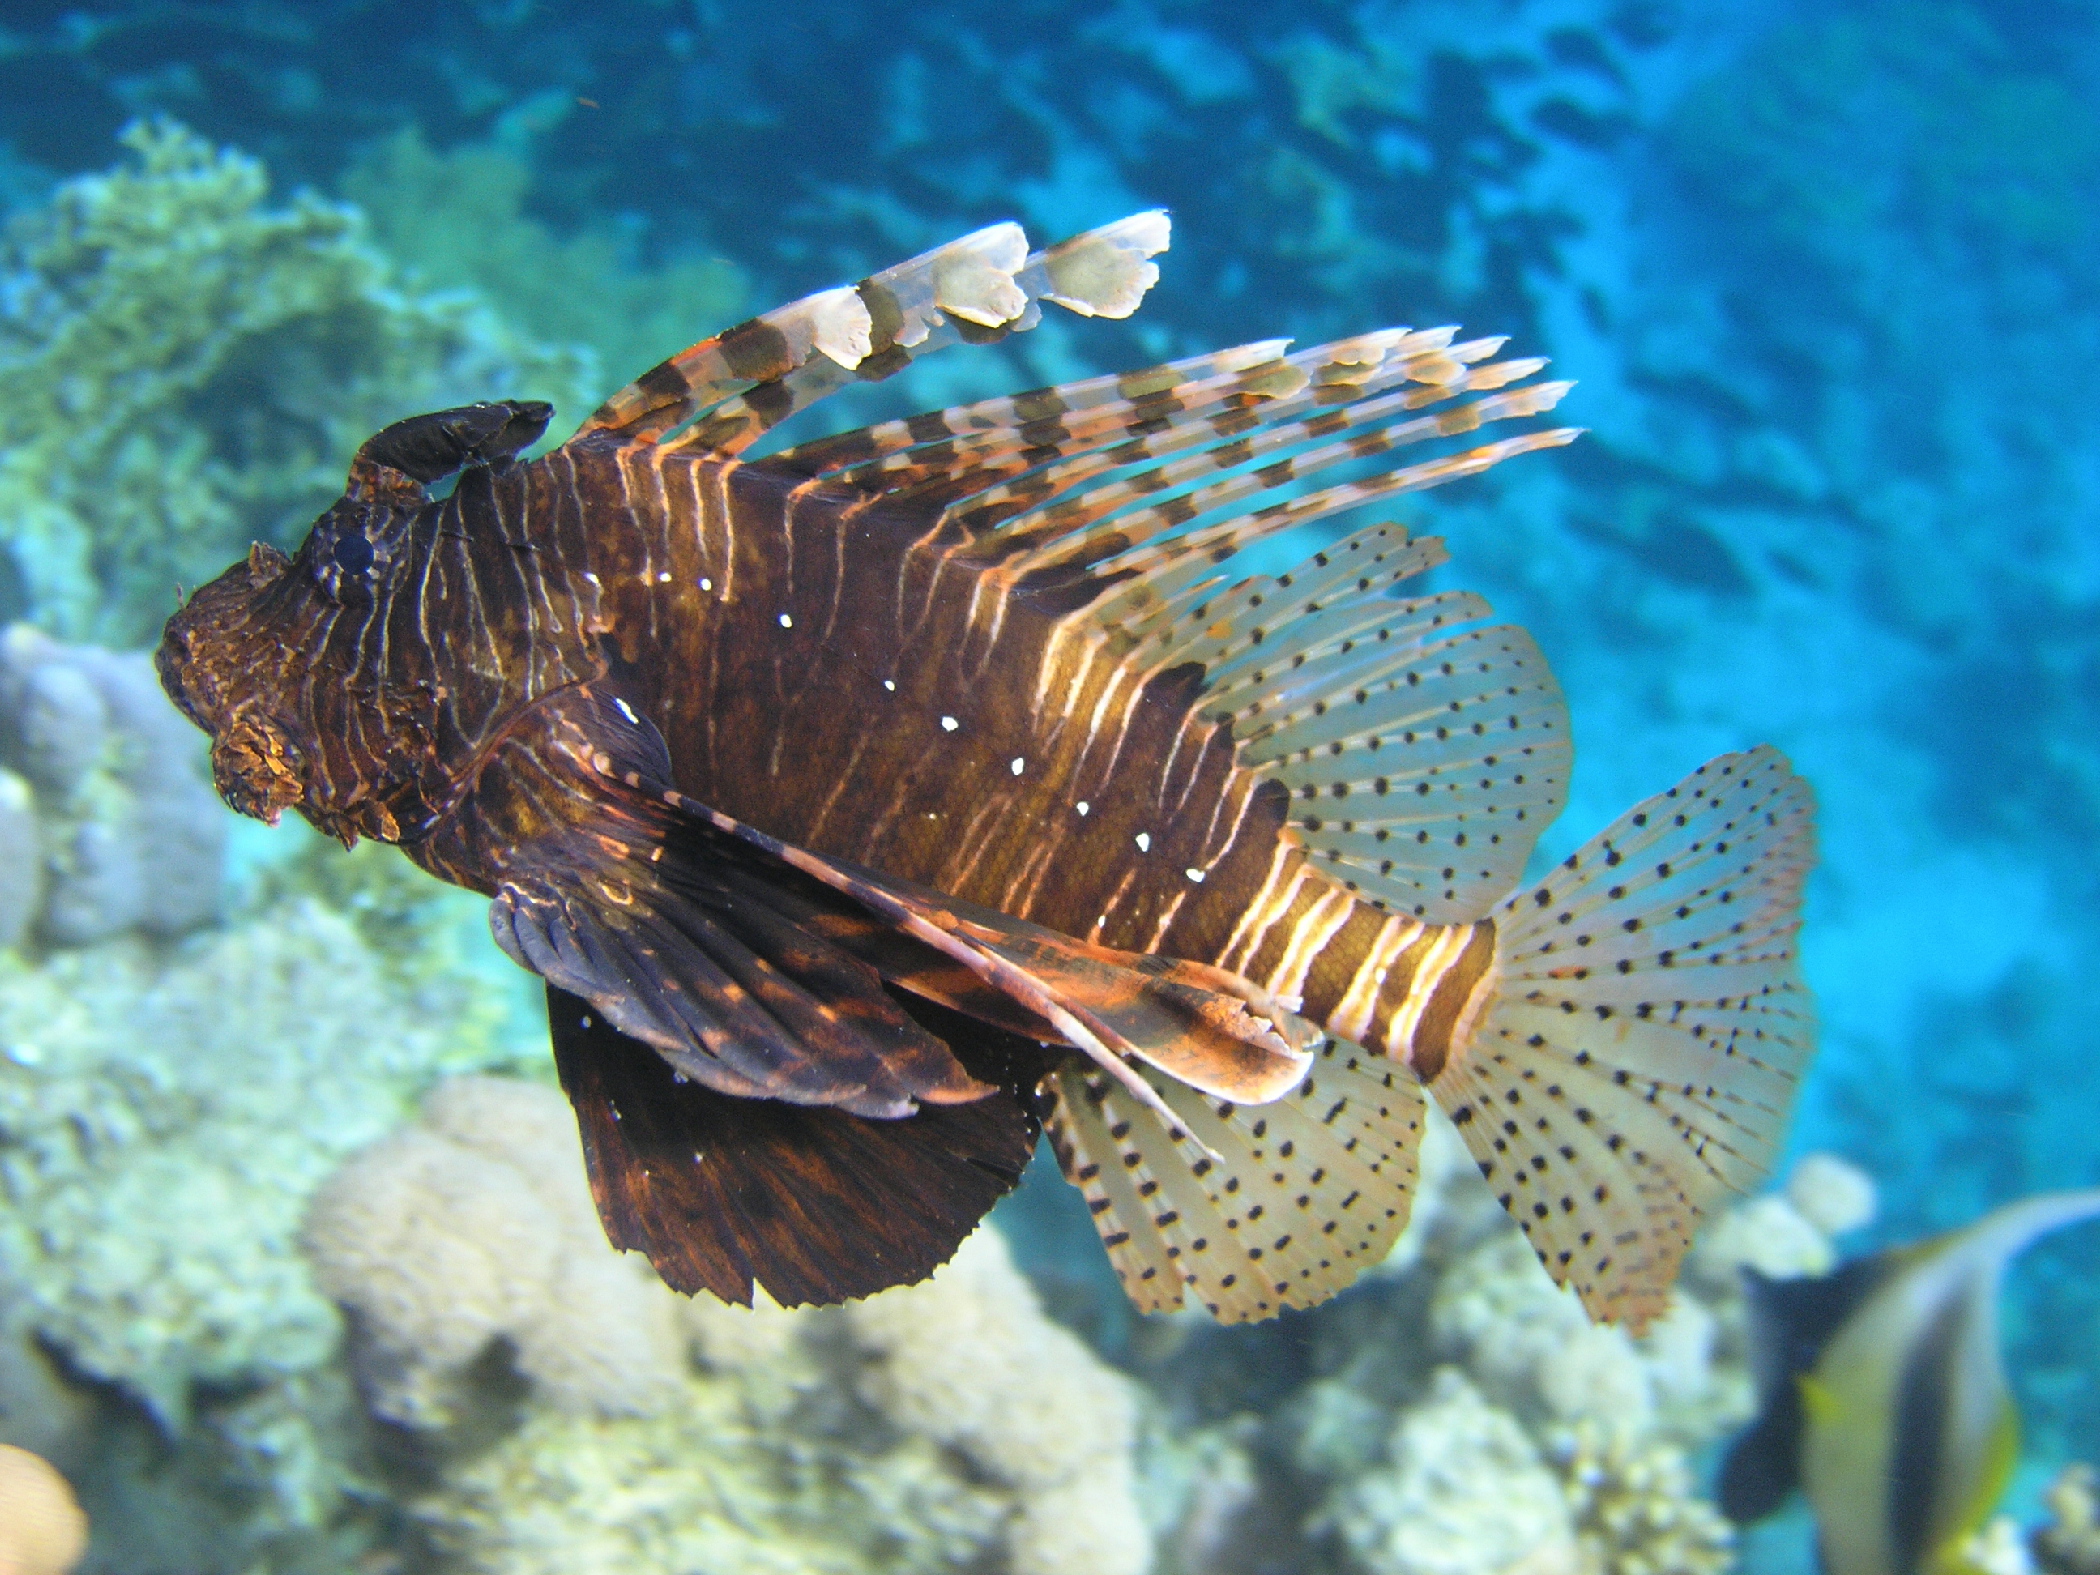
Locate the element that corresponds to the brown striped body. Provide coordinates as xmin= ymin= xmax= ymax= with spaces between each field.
xmin=441 ymin=435 xmax=1508 ymax=1083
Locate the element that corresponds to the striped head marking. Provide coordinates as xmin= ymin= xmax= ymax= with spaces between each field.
xmin=157 ymin=400 xmax=554 ymax=841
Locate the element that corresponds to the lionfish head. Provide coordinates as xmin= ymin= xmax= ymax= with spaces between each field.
xmin=156 ymin=399 xmax=553 ymax=827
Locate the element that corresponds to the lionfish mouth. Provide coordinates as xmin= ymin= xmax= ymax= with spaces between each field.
xmin=156 ymin=541 xmax=311 ymax=824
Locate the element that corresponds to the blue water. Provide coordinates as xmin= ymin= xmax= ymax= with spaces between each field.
xmin=1 ymin=2 xmax=2094 ymax=1571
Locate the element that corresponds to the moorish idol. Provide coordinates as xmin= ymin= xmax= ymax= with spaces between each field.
xmin=1721 ymin=1189 xmax=2100 ymax=1575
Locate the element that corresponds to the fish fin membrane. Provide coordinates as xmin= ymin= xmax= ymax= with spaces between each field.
xmin=1046 ymin=1033 xmax=1425 ymax=1322
xmin=664 ymin=786 xmax=1321 ymax=1107
xmin=547 ymin=985 xmax=1049 ymax=1306
xmin=492 ymin=788 xmax=987 ymax=1120
xmin=575 ymin=212 xmax=1170 ymax=450
xmin=764 ymin=321 xmax=1576 ymax=582
xmin=486 ymin=682 xmax=1316 ymax=1113
xmin=1145 ymin=521 xmax=1572 ymax=920
xmin=1432 ymin=746 xmax=1818 ymax=1331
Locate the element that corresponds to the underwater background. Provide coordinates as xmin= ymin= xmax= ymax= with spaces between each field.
xmin=0 ymin=1 xmax=2094 ymax=1572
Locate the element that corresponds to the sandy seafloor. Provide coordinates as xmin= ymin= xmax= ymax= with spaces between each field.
xmin=0 ymin=2 xmax=2094 ymax=1572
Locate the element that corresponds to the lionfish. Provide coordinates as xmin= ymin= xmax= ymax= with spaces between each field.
xmin=157 ymin=213 xmax=1815 ymax=1329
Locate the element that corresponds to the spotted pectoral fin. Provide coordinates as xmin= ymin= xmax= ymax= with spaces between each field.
xmin=547 ymin=986 xmax=1050 ymax=1306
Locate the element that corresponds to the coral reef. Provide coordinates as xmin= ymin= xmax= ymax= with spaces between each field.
xmin=848 ymin=1228 xmax=1153 ymax=1575
xmin=0 ymin=898 xmax=525 ymax=1426
xmin=1321 ymin=1367 xmax=1577 ymax=1575
xmin=0 ymin=1443 xmax=88 ymax=1575
xmin=1152 ymin=1151 xmax=1867 ymax=1575
xmin=341 ymin=116 xmax=747 ymax=403
xmin=1549 ymin=1420 xmax=1733 ymax=1575
xmin=314 ymin=1078 xmax=1155 ymax=1575
xmin=0 ymin=839 xmax=534 ymax=1575
xmin=1783 ymin=1153 xmax=1878 ymax=1239
xmin=2035 ymin=1465 xmax=2100 ymax=1575
xmin=1430 ymin=1228 xmax=1735 ymax=1445
xmin=0 ymin=119 xmax=595 ymax=645
xmin=303 ymin=1075 xmax=687 ymax=1427
xmin=0 ymin=624 xmax=225 ymax=947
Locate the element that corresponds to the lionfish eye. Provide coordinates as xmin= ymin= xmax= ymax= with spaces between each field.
xmin=332 ymin=531 xmax=375 ymax=576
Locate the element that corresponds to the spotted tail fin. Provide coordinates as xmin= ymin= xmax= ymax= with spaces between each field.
xmin=1431 ymin=747 xmax=1817 ymax=1330
xmin=574 ymin=212 xmax=1170 ymax=449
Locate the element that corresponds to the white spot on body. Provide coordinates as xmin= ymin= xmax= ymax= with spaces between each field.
xmin=883 ymin=679 xmax=897 ymax=692
xmin=1011 ymin=757 xmax=1025 ymax=776
xmin=1135 ymin=832 xmax=1152 ymax=852
xmin=583 ymin=572 xmax=602 ymax=586
xmin=1077 ymin=801 xmax=1090 ymax=816
xmin=658 ymin=571 xmax=672 ymax=583
xmin=1185 ymin=868 xmax=1206 ymax=883
xmin=941 ymin=716 xmax=960 ymax=732
xmin=699 ymin=577 xmax=713 ymax=591
xmin=778 ymin=613 xmax=793 ymax=628
xmin=614 ymin=698 xmax=641 ymax=726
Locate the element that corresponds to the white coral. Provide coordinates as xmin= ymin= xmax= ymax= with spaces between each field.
xmin=301 ymin=1075 xmax=684 ymax=1425
xmin=847 ymin=1226 xmax=1152 ymax=1575
xmin=1326 ymin=1368 xmax=1578 ymax=1575
xmin=1784 ymin=1152 xmax=1878 ymax=1238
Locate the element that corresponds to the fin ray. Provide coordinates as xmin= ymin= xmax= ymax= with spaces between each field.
xmin=548 ymin=986 xmax=1046 ymax=1307
xmin=1048 ymin=1034 xmax=1424 ymax=1322
xmin=575 ymin=212 xmax=1170 ymax=450
xmin=1433 ymin=747 xmax=1817 ymax=1329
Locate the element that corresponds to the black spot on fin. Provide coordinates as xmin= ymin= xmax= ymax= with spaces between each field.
xmin=547 ymin=985 xmax=1054 ymax=1307
xmin=1719 ymin=1254 xmax=1897 ymax=1523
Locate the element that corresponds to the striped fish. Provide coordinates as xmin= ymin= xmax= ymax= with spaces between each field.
xmin=1721 ymin=1191 xmax=2100 ymax=1575
xmin=156 ymin=212 xmax=1816 ymax=1328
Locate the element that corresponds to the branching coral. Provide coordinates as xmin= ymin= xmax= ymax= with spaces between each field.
xmin=0 ymin=119 xmax=594 ymax=644
xmin=2034 ymin=1465 xmax=2100 ymax=1575
xmin=1547 ymin=1419 xmax=1734 ymax=1575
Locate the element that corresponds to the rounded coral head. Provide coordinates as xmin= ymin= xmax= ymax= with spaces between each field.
xmin=0 ymin=1444 xmax=88 ymax=1575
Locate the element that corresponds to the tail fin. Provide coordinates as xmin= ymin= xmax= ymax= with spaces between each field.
xmin=1431 ymin=746 xmax=1817 ymax=1330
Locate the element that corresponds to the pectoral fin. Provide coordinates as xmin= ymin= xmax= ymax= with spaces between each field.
xmin=470 ymin=681 xmax=1316 ymax=1129
xmin=491 ymin=794 xmax=989 ymax=1119
xmin=658 ymin=784 xmax=1320 ymax=1114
